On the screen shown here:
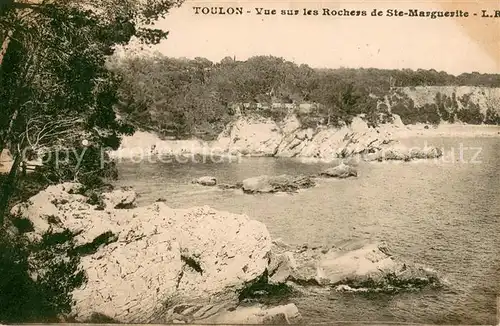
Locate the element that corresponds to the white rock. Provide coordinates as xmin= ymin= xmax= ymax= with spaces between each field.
xmin=11 ymin=184 xmax=273 ymax=323
xmin=315 ymin=243 xmax=398 ymax=285
xmin=102 ymin=188 xmax=137 ymax=209
xmin=192 ymin=176 xmax=217 ymax=186
xmin=319 ymin=162 xmax=358 ymax=178
xmin=268 ymin=251 xmax=298 ymax=284
xmin=216 ymin=116 xmax=282 ymax=156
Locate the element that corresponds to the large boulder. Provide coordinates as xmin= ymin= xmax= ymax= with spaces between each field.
xmin=268 ymin=240 xmax=441 ymax=292
xmin=10 ymin=183 xmax=273 ymax=323
xmin=365 ymin=144 xmax=443 ymax=162
xmin=315 ymin=242 xmax=398 ymax=285
xmin=364 ymin=145 xmax=411 ymax=162
xmin=242 ymin=175 xmax=316 ymax=194
xmin=192 ymin=176 xmax=217 ymax=186
xmin=409 ymin=146 xmax=443 ymax=159
xmin=319 ymin=163 xmax=357 ymax=178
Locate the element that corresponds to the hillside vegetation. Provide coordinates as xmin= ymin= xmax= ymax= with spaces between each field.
xmin=110 ymin=54 xmax=500 ymax=140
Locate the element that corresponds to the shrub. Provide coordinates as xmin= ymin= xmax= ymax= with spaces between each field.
xmin=0 ymin=229 xmax=86 ymax=323
xmin=456 ymin=103 xmax=484 ymax=124
xmin=258 ymin=107 xmax=289 ymax=123
xmin=35 ymin=146 xmax=118 ymax=190
xmin=484 ymin=108 xmax=500 ymax=125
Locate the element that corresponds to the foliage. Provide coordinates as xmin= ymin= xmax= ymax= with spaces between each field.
xmin=0 ymin=229 xmax=86 ymax=323
xmin=484 ymin=108 xmax=500 ymax=125
xmin=0 ymin=0 xmax=184 ymax=323
xmin=0 ymin=0 xmax=185 ymax=222
xmin=35 ymin=146 xmax=118 ymax=188
xmin=114 ymin=55 xmax=500 ymax=135
xmin=456 ymin=103 xmax=484 ymax=124
xmin=111 ymin=55 xmax=231 ymax=139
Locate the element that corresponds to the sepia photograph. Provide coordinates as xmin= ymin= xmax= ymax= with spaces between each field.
xmin=0 ymin=0 xmax=499 ymax=325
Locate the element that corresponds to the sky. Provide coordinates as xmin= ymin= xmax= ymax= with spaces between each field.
xmin=144 ymin=0 xmax=500 ymax=75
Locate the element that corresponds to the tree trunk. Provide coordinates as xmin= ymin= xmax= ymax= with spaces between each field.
xmin=0 ymin=30 xmax=12 ymax=67
xmin=0 ymin=31 xmax=12 ymax=155
xmin=0 ymin=108 xmax=19 ymax=162
xmin=0 ymin=152 xmax=21 ymax=225
xmin=0 ymin=139 xmax=5 ymax=163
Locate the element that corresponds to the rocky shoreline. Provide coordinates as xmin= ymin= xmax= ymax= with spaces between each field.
xmin=8 ymin=183 xmax=443 ymax=324
xmin=111 ymin=115 xmax=453 ymax=161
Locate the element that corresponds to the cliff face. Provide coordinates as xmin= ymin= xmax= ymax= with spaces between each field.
xmin=387 ymin=86 xmax=500 ymax=124
xmin=396 ymin=86 xmax=500 ymax=112
xmin=111 ymin=86 xmax=499 ymax=160
xmin=215 ymin=115 xmax=395 ymax=159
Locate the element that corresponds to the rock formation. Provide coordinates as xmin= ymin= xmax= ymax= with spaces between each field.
xmin=112 ymin=114 xmax=449 ymax=162
xmin=319 ymin=162 xmax=358 ymax=178
xmin=364 ymin=144 xmax=443 ymax=162
xmin=10 ymin=184 xmax=442 ymax=323
xmin=216 ymin=115 xmax=283 ymax=157
xmin=215 ymin=115 xmax=394 ymax=160
xmin=192 ymin=176 xmax=217 ymax=186
xmin=10 ymin=183 xmax=273 ymax=323
xmin=268 ymin=239 xmax=441 ymax=293
xmin=241 ymin=175 xmax=316 ymax=194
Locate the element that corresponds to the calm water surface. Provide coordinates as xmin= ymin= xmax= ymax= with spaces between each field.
xmin=114 ymin=137 xmax=500 ymax=324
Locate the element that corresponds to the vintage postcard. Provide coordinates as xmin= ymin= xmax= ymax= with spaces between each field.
xmin=0 ymin=0 xmax=499 ymax=325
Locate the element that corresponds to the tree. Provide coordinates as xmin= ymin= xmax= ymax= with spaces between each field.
xmin=484 ymin=108 xmax=500 ymax=125
xmin=311 ymin=77 xmax=363 ymax=126
xmin=0 ymin=0 xmax=184 ymax=322
xmin=456 ymin=103 xmax=484 ymax=124
xmin=0 ymin=0 xmax=184 ymax=223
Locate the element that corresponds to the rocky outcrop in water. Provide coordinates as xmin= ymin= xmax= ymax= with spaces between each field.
xmin=192 ymin=176 xmax=217 ymax=186
xmin=268 ymin=239 xmax=441 ymax=293
xmin=241 ymin=175 xmax=316 ymax=194
xmin=319 ymin=162 xmax=358 ymax=178
xmin=217 ymin=162 xmax=358 ymax=194
xmin=364 ymin=145 xmax=443 ymax=162
xmin=218 ymin=182 xmax=243 ymax=190
xmin=215 ymin=115 xmax=447 ymax=162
